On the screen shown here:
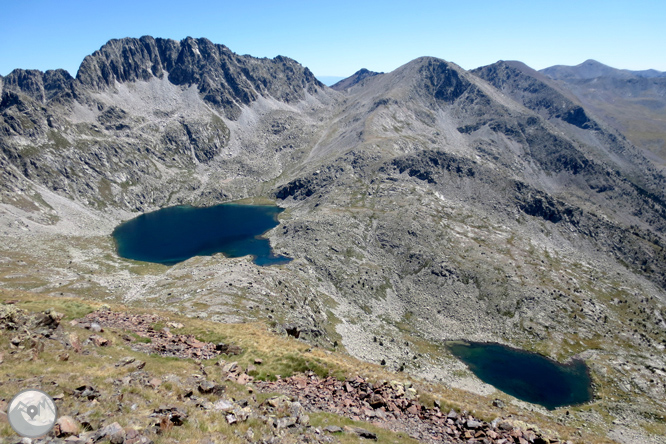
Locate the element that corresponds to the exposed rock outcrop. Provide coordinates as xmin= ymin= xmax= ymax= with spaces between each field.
xmin=76 ymin=36 xmax=323 ymax=119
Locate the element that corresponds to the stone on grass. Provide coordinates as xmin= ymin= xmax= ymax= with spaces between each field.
xmin=54 ymin=416 xmax=79 ymax=437
xmin=89 ymin=335 xmax=109 ymax=347
xmin=323 ymin=425 xmax=342 ymax=433
xmin=212 ymin=400 xmax=234 ymax=412
xmin=345 ymin=426 xmax=377 ymax=440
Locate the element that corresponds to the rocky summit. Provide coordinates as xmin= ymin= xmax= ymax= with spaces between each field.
xmin=1 ymin=37 xmax=666 ymax=443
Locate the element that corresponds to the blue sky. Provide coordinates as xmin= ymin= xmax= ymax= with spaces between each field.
xmin=1 ymin=0 xmax=664 ymax=79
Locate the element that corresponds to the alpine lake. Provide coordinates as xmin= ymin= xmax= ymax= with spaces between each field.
xmin=447 ymin=341 xmax=593 ymax=410
xmin=112 ymin=203 xmax=291 ymax=266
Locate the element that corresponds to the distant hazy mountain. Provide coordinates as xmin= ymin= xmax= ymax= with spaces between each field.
xmin=330 ymin=68 xmax=383 ymax=91
xmin=541 ymin=59 xmax=666 ymax=167
xmin=542 ymin=59 xmax=666 ymax=80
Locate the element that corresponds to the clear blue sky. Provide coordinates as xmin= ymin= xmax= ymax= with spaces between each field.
xmin=1 ymin=0 xmax=664 ymax=78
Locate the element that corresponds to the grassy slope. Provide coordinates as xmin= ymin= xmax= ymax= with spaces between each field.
xmin=0 ymin=288 xmax=613 ymax=443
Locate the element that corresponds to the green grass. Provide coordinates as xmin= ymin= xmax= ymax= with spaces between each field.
xmin=310 ymin=412 xmax=421 ymax=444
xmin=250 ymin=353 xmax=330 ymax=381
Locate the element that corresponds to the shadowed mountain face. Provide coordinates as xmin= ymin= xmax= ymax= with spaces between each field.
xmin=540 ymin=59 xmax=666 ymax=168
xmin=472 ymin=61 xmax=598 ymax=130
xmin=2 ymin=38 xmax=666 ymax=441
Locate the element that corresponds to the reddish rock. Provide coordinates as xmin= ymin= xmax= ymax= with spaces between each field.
xmin=368 ymin=393 xmax=385 ymax=408
xmin=221 ymin=361 xmax=238 ymax=373
xmin=69 ymin=333 xmax=82 ymax=353
xmin=187 ymin=338 xmax=204 ymax=348
xmin=236 ymin=373 xmax=251 ymax=385
xmin=54 ymin=416 xmax=80 ymax=437
xmin=89 ymin=334 xmax=109 ymax=347
xmin=77 ymin=311 xmax=222 ymax=360
xmin=123 ymin=428 xmax=141 ymax=444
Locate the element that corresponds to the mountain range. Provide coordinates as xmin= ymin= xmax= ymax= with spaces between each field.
xmin=1 ymin=37 xmax=666 ymax=443
xmin=541 ymin=59 xmax=666 ymax=169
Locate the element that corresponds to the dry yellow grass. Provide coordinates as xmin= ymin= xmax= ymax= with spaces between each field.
xmin=0 ymin=288 xmax=615 ymax=443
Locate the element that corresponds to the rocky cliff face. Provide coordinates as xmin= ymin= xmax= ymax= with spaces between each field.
xmin=76 ymin=36 xmax=323 ymax=119
xmin=2 ymin=38 xmax=666 ymax=443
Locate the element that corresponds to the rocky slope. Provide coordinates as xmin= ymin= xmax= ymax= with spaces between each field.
xmin=1 ymin=38 xmax=666 ymax=443
xmin=1 ymin=296 xmax=592 ymax=444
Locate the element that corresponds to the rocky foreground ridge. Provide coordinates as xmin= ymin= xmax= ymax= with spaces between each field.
xmin=2 ymin=38 xmax=666 ymax=443
xmin=1 ymin=299 xmax=582 ymax=444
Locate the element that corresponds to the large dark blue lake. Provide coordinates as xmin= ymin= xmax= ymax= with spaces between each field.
xmin=112 ymin=203 xmax=291 ymax=266
xmin=447 ymin=341 xmax=593 ymax=410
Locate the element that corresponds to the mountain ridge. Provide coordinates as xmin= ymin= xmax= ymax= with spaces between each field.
xmin=540 ymin=59 xmax=666 ymax=169
xmin=542 ymin=59 xmax=666 ymax=80
xmin=2 ymin=36 xmax=324 ymax=121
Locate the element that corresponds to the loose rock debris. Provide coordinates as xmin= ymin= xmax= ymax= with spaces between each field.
xmin=257 ymin=372 xmax=566 ymax=443
xmin=75 ymin=310 xmax=240 ymax=360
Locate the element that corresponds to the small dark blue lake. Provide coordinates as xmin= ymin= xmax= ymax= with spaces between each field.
xmin=447 ymin=341 xmax=593 ymax=410
xmin=112 ymin=203 xmax=291 ymax=266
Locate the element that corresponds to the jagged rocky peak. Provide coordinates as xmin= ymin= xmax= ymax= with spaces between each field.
xmin=1 ymin=68 xmax=74 ymax=104
xmin=76 ymin=36 xmax=171 ymax=89
xmin=75 ymin=36 xmax=324 ymax=119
